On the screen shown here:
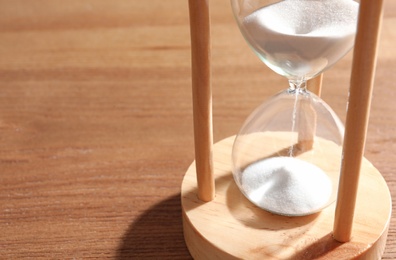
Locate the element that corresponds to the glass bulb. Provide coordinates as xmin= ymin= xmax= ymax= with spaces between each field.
xmin=232 ymin=88 xmax=344 ymax=216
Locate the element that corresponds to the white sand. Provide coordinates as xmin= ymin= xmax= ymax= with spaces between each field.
xmin=241 ymin=157 xmax=332 ymax=216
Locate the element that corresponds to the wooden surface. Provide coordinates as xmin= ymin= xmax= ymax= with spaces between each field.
xmin=0 ymin=0 xmax=395 ymax=258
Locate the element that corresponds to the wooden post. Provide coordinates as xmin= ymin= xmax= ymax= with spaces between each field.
xmin=297 ymin=74 xmax=323 ymax=151
xmin=307 ymin=73 xmax=323 ymax=97
xmin=333 ymin=0 xmax=384 ymax=242
xmin=188 ymin=0 xmax=215 ymax=202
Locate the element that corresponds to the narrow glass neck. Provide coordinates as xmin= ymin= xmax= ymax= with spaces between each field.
xmin=288 ymin=79 xmax=307 ymax=94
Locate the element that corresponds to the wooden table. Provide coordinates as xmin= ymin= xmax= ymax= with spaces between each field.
xmin=0 ymin=0 xmax=395 ymax=258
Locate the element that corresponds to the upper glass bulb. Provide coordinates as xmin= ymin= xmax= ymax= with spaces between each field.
xmin=231 ymin=0 xmax=359 ymax=80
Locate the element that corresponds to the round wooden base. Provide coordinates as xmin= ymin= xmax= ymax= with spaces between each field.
xmin=181 ymin=136 xmax=391 ymax=259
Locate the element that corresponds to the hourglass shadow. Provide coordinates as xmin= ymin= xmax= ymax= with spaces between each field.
xmin=285 ymin=233 xmax=343 ymax=260
xmin=116 ymin=194 xmax=191 ymax=259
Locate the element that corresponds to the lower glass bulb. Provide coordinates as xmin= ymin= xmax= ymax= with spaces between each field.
xmin=232 ymin=88 xmax=344 ymax=216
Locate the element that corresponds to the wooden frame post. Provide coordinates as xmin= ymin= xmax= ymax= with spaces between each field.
xmin=189 ymin=0 xmax=215 ymax=201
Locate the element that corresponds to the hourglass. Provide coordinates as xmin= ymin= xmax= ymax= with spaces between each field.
xmin=231 ymin=0 xmax=358 ymax=216
xmin=182 ymin=0 xmax=390 ymax=259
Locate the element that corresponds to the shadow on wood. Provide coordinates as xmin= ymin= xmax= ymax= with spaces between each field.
xmin=116 ymin=194 xmax=192 ymax=259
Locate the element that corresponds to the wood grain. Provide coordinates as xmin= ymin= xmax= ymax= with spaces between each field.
xmin=0 ymin=0 xmax=395 ymax=259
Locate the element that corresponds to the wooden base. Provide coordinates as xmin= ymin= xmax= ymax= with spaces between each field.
xmin=181 ymin=136 xmax=391 ymax=259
